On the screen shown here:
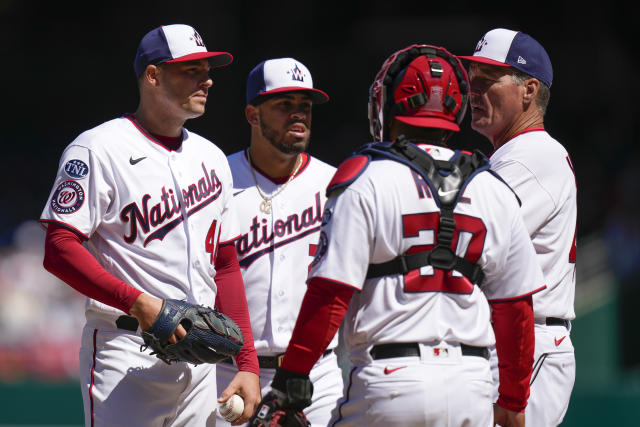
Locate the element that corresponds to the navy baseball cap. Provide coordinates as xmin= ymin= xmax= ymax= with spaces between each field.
xmin=134 ymin=24 xmax=233 ymax=77
xmin=459 ymin=28 xmax=553 ymax=88
xmin=246 ymin=58 xmax=329 ymax=105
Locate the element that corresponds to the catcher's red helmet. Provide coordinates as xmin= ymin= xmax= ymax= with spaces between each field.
xmin=368 ymin=45 xmax=469 ymax=141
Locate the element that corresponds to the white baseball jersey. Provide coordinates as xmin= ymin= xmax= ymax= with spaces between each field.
xmin=215 ymin=150 xmax=342 ymax=427
xmin=489 ymin=129 xmax=577 ymax=321
xmin=40 ymin=114 xmax=237 ymax=426
xmin=490 ymin=129 xmax=577 ymax=427
xmin=226 ymin=150 xmax=337 ymax=353
xmin=40 ymin=115 xmax=237 ymax=313
xmin=309 ymin=144 xmax=545 ymax=361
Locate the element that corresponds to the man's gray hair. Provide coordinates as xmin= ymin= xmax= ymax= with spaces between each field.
xmin=512 ymin=69 xmax=550 ymax=115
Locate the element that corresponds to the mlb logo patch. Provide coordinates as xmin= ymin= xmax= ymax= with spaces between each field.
xmin=257 ymin=404 xmax=270 ymax=418
xmin=433 ymin=347 xmax=449 ymax=357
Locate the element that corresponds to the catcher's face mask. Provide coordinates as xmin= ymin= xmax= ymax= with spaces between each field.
xmin=368 ymin=44 xmax=470 ymax=141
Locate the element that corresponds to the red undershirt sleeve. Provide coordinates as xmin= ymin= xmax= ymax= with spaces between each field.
xmin=214 ymin=243 xmax=259 ymax=375
xmin=491 ymin=295 xmax=535 ymax=412
xmin=280 ymin=277 xmax=354 ymax=374
xmin=42 ymin=222 xmax=142 ymax=314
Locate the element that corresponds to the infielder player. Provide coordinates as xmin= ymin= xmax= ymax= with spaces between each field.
xmin=460 ymin=28 xmax=577 ymax=426
xmin=249 ymin=44 xmax=545 ymax=427
xmin=216 ymin=58 xmax=343 ymax=426
xmin=40 ymin=24 xmax=260 ymax=426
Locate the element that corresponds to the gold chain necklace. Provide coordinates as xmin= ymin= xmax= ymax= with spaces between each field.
xmin=247 ymin=149 xmax=302 ymax=214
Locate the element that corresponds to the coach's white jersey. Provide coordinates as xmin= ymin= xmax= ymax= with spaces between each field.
xmin=227 ymin=150 xmax=336 ymax=354
xmin=40 ymin=115 xmax=236 ymax=316
xmin=490 ymin=129 xmax=577 ymax=321
xmin=309 ymin=144 xmax=544 ymax=362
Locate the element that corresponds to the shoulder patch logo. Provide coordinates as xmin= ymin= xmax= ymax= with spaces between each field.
xmin=51 ymin=180 xmax=85 ymax=214
xmin=310 ymin=231 xmax=328 ymax=269
xmin=321 ymin=207 xmax=332 ymax=226
xmin=64 ymin=159 xmax=89 ymax=179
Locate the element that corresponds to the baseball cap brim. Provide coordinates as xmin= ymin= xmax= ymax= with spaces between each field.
xmin=395 ymin=116 xmax=460 ymax=132
xmin=457 ymin=55 xmax=510 ymax=67
xmin=255 ymin=86 xmax=329 ymax=104
xmin=166 ymin=51 xmax=233 ymax=68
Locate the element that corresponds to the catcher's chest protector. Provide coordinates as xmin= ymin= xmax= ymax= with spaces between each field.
xmin=327 ymin=137 xmax=490 ymax=284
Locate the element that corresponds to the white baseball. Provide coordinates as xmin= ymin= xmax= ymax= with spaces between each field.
xmin=219 ymin=394 xmax=244 ymax=422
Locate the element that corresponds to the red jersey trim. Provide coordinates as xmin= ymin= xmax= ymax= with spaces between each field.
xmin=39 ymin=218 xmax=89 ymax=241
xmin=90 ymin=329 xmax=98 ymax=427
xmin=488 ymin=285 xmax=546 ymax=304
xmin=509 ymin=126 xmax=545 ymax=141
xmin=122 ymin=114 xmax=184 ymax=152
xmin=306 ymin=275 xmax=361 ymax=292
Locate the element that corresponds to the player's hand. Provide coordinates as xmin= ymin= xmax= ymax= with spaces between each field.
xmin=218 ymin=370 xmax=261 ymax=425
xmin=129 ymin=293 xmax=187 ymax=343
xmin=493 ymin=403 xmax=525 ymax=427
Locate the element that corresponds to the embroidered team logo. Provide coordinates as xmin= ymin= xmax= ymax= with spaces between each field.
xmin=474 ymin=36 xmax=488 ymax=53
xmin=64 ymin=159 xmax=89 ymax=179
xmin=288 ymin=64 xmax=305 ymax=82
xmin=51 ymin=180 xmax=85 ymax=214
xmin=310 ymin=231 xmax=328 ymax=268
xmin=321 ymin=207 xmax=332 ymax=226
xmin=192 ymin=31 xmax=205 ymax=47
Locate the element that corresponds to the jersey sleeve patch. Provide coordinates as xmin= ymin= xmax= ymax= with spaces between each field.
xmin=309 ymin=231 xmax=329 ymax=269
xmin=326 ymin=155 xmax=370 ymax=197
xmin=51 ymin=180 xmax=85 ymax=214
xmin=63 ymin=159 xmax=90 ymax=179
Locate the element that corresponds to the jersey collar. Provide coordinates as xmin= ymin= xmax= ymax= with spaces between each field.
xmin=123 ymin=114 xmax=184 ymax=152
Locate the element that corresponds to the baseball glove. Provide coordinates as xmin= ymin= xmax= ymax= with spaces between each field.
xmin=249 ymin=368 xmax=313 ymax=427
xmin=140 ymin=299 xmax=244 ymax=365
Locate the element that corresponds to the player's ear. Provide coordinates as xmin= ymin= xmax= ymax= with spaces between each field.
xmin=245 ymin=104 xmax=259 ymax=126
xmin=142 ymin=65 xmax=161 ymax=87
xmin=522 ymin=78 xmax=539 ymax=106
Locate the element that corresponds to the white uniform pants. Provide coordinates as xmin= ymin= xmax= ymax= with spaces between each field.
xmin=216 ymin=351 xmax=343 ymax=427
xmin=332 ymin=343 xmax=493 ymax=427
xmin=79 ymin=314 xmax=218 ymax=427
xmin=490 ymin=322 xmax=576 ymax=427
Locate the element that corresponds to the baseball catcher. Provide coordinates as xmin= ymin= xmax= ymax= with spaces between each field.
xmin=141 ymin=298 xmax=244 ymax=365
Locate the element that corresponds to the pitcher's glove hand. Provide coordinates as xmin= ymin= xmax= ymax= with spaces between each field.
xmin=140 ymin=299 xmax=243 ymax=365
xmin=249 ymin=368 xmax=313 ymax=427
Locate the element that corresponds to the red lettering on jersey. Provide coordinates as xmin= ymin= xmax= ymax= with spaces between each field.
xmin=235 ymin=192 xmax=323 ymax=264
xmin=410 ymin=170 xmax=433 ymax=200
xmin=205 ymin=220 xmax=219 ymax=265
xmin=402 ymin=212 xmax=487 ymax=294
xmin=120 ymin=163 xmax=222 ymax=246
